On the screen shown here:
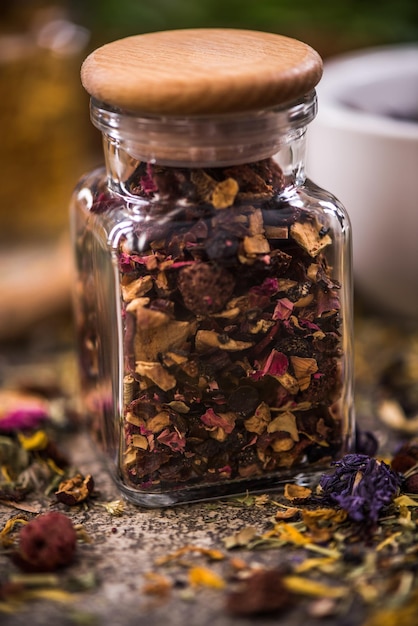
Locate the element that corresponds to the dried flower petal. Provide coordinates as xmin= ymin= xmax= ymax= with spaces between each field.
xmin=157 ymin=428 xmax=186 ymax=452
xmin=244 ymin=402 xmax=271 ymax=435
xmin=17 ymin=430 xmax=49 ymax=451
xmin=283 ymin=575 xmax=347 ymax=599
xmin=319 ymin=454 xmax=401 ymax=523
xmin=273 ymin=298 xmax=294 ymax=320
xmin=121 ymin=275 xmax=153 ymax=302
xmin=195 ymin=330 xmax=253 ymax=352
xmin=188 ymin=566 xmax=225 ymax=589
xmin=223 ymin=526 xmax=258 ymax=549
xmin=201 ymin=408 xmax=236 ymax=434
xmin=100 ymin=500 xmax=125 ymax=516
xmin=267 ymin=412 xmax=299 ymax=441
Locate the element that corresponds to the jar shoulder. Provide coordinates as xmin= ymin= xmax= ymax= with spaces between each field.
xmin=300 ymin=177 xmax=351 ymax=227
xmin=70 ymin=165 xmax=351 ymax=250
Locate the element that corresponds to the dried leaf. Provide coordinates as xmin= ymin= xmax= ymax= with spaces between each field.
xmin=146 ymin=411 xmax=171 ymax=433
xmin=274 ymin=507 xmax=300 ymax=520
xmin=142 ymin=572 xmax=172 ymax=597
xmin=376 ymin=531 xmax=402 ymax=552
xmin=290 ymin=356 xmax=318 ymax=391
xmin=131 ymin=434 xmax=149 ymax=450
xmin=223 ymin=526 xmax=258 ymax=549
xmin=267 ymin=412 xmax=299 ymax=441
xmin=121 ymin=275 xmax=153 ymax=302
xmin=284 ymin=484 xmax=312 ymax=501
xmin=99 ymin=500 xmax=125 ymax=516
xmin=130 ymin=302 xmax=194 ymax=361
xmin=195 ymin=330 xmax=253 ymax=352
xmin=155 ymin=545 xmax=225 ymax=566
xmin=135 ymin=362 xmax=176 ymax=391
xmin=244 ymin=402 xmax=271 ymax=435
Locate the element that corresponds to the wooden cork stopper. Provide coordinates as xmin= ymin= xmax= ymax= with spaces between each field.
xmin=81 ymin=29 xmax=323 ymax=116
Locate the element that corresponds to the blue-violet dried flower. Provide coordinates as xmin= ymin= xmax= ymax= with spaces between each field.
xmin=319 ymin=454 xmax=401 ymax=523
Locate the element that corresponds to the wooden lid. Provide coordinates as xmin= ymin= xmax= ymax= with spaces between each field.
xmin=81 ymin=29 xmax=323 ymax=116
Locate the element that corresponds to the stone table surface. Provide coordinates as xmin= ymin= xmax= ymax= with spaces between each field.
xmin=1 ymin=314 xmax=418 ymax=626
xmin=0 ymin=431 xmax=364 ymax=626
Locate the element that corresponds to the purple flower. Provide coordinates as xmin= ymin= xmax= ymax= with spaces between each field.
xmin=319 ymin=454 xmax=401 ymax=523
xmin=0 ymin=391 xmax=49 ymax=432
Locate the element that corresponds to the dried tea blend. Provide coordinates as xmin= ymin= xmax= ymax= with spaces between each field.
xmin=71 ymin=29 xmax=354 ymax=505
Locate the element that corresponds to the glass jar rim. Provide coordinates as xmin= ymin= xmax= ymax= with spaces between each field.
xmin=90 ymin=92 xmax=317 ymax=167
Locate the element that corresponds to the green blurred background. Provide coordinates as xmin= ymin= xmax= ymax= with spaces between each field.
xmin=0 ymin=0 xmax=417 ymax=341
xmin=3 ymin=0 xmax=417 ymax=61
xmin=76 ymin=0 xmax=418 ymax=56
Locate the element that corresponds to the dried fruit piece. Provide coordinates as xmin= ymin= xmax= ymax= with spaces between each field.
xmin=14 ymin=512 xmax=77 ymax=572
xmin=226 ymin=569 xmax=293 ymax=615
xmin=211 ymin=178 xmax=239 ymax=209
xmin=178 ymin=263 xmax=235 ymax=315
xmin=290 ymin=220 xmax=332 ymax=257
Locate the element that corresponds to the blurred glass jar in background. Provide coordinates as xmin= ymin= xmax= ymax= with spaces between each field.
xmin=0 ymin=4 xmax=94 ymax=341
xmin=0 ymin=4 xmax=91 ymax=244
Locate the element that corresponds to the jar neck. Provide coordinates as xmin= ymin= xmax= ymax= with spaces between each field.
xmin=91 ymin=93 xmax=317 ymax=193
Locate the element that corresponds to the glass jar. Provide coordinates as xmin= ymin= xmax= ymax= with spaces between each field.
xmin=71 ymin=29 xmax=354 ymax=506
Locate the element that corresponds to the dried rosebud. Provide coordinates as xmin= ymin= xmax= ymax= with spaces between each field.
xmin=391 ymin=442 xmax=418 ymax=474
xmin=178 ymin=262 xmax=235 ymax=315
xmin=55 ymin=473 xmax=94 ymax=506
xmin=403 ymin=473 xmax=418 ymax=494
xmin=225 ymin=569 xmax=293 ymax=616
xmin=319 ymin=454 xmax=401 ymax=523
xmin=14 ymin=512 xmax=77 ymax=572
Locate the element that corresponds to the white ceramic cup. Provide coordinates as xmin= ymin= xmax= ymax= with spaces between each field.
xmin=307 ymin=44 xmax=418 ymax=320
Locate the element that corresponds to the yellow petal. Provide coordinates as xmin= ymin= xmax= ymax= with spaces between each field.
xmin=188 ymin=566 xmax=225 ymax=589
xmin=294 ymin=556 xmax=337 ymax=574
xmin=18 ymin=430 xmax=49 ymax=451
xmin=394 ymin=494 xmax=418 ymax=507
xmin=270 ymin=522 xmax=311 ymax=546
xmin=283 ymin=575 xmax=347 ymax=598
